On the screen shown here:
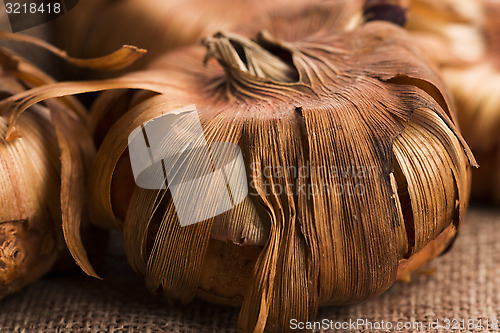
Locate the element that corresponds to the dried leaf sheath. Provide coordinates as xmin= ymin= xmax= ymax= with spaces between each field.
xmin=0 ymin=102 xmax=61 ymax=297
xmin=0 ymin=35 xmax=149 ymax=283
xmin=0 ymin=10 xmax=474 ymax=333
xmin=108 ymin=24 xmax=472 ymax=332
xmin=0 ymin=45 xmax=98 ymax=295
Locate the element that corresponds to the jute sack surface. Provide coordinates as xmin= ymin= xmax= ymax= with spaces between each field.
xmin=0 ymin=207 xmax=499 ymax=333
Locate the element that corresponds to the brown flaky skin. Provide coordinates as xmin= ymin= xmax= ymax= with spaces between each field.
xmin=196 ymin=226 xmax=459 ymax=306
xmin=108 ymin=158 xmax=460 ymax=308
xmin=87 ymin=15 xmax=474 ymax=333
xmin=0 ymin=46 xmax=98 ymax=296
xmin=0 ymin=85 xmax=63 ymax=298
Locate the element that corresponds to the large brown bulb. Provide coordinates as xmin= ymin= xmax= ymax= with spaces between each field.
xmin=85 ymin=11 xmax=475 ymax=333
xmin=6 ymin=2 xmax=474 ymax=332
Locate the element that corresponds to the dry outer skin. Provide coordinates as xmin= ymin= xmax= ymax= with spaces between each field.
xmin=0 ymin=99 xmax=64 ymax=299
xmin=191 ymin=223 xmax=458 ymax=306
xmin=197 ymin=240 xmax=263 ymax=307
xmin=83 ymin=18 xmax=472 ymax=332
xmin=0 ymin=40 xmax=102 ymax=296
xmin=395 ymin=224 xmax=457 ymax=281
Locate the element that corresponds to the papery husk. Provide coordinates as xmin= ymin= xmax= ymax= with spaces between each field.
xmin=0 ymin=32 xmax=144 ymax=296
xmin=52 ymin=0 xmax=310 ymax=75
xmin=0 ymin=51 xmax=85 ymax=296
xmin=1 ymin=2 xmax=475 ymax=332
xmin=407 ymin=0 xmax=500 ymax=203
xmin=0 ymin=84 xmax=61 ymax=297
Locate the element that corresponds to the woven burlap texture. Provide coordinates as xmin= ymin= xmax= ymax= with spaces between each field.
xmin=0 ymin=207 xmax=499 ymax=333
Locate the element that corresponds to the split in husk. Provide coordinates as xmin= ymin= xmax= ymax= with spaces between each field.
xmin=0 ymin=2 xmax=475 ymax=332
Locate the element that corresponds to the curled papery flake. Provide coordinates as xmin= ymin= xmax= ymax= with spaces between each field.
xmin=0 ymin=31 xmax=147 ymax=70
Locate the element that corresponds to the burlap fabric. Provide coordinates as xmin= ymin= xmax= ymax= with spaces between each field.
xmin=1 ymin=207 xmax=499 ymax=333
